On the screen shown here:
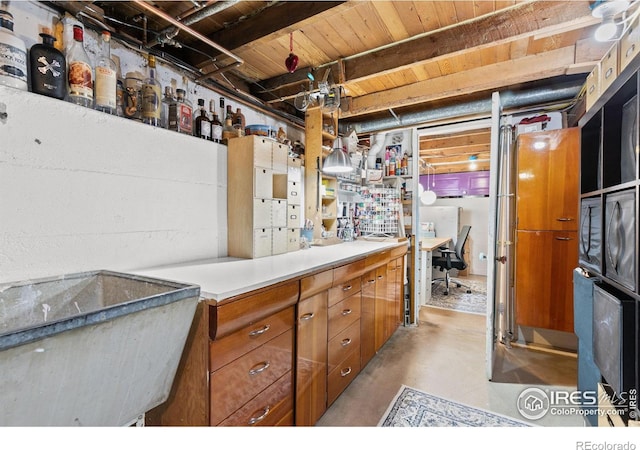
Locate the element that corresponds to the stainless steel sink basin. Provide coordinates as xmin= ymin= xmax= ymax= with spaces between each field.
xmin=0 ymin=270 xmax=200 ymax=426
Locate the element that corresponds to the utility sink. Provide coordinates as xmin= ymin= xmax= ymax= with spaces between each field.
xmin=0 ymin=270 xmax=200 ymax=426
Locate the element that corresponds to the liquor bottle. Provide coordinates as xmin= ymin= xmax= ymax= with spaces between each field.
xmin=222 ymin=105 xmax=236 ymax=143
xmin=168 ymin=88 xmax=193 ymax=134
xmin=194 ymin=98 xmax=211 ymax=140
xmin=160 ymin=86 xmax=174 ymax=129
xmin=124 ymin=71 xmax=143 ymax=121
xmin=233 ymin=107 xmax=246 ymax=136
xmin=0 ymin=10 xmax=27 ymax=90
xmin=29 ymin=32 xmax=65 ymax=99
xmin=142 ymin=54 xmax=162 ymax=126
xmin=94 ymin=31 xmax=117 ymax=114
xmin=66 ymin=25 xmax=93 ymax=108
xmin=211 ymin=111 xmax=223 ymax=143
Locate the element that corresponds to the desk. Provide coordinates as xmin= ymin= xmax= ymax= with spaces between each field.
xmin=419 ymin=237 xmax=451 ymax=306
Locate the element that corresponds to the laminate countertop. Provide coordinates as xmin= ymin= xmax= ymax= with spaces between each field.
xmin=134 ymin=239 xmax=408 ymax=303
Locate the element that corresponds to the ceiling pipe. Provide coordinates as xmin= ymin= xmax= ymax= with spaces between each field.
xmin=342 ymin=80 xmax=584 ymax=135
xmin=147 ymin=1 xmax=241 ymax=48
xmin=133 ymin=0 xmax=244 ymax=68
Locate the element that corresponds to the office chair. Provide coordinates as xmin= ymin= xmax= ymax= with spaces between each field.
xmin=432 ymin=225 xmax=472 ymax=295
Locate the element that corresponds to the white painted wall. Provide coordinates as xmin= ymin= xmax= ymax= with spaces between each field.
xmin=0 ymin=1 xmax=307 ymax=283
xmin=423 ymin=197 xmax=490 ymax=276
xmin=0 ymin=85 xmax=227 ymax=283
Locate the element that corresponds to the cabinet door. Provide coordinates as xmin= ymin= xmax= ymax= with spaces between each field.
xmin=295 ymin=291 xmax=328 ymax=426
xmin=517 ymin=128 xmax=580 ymax=231
xmin=604 ymin=190 xmax=636 ymax=291
xmin=374 ymin=265 xmax=388 ymax=351
xmin=360 ymin=269 xmax=377 ymax=368
xmin=515 ymin=230 xmax=577 ymax=332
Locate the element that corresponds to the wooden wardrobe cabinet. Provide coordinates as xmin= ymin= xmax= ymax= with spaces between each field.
xmin=515 ymin=128 xmax=579 ymax=333
xmin=516 ymin=128 xmax=580 ymax=231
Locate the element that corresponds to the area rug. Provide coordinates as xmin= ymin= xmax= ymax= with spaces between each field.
xmin=426 ymin=278 xmax=487 ymax=315
xmin=378 ymin=385 xmax=530 ymax=427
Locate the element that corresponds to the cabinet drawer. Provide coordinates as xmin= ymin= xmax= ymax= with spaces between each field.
xmin=217 ymin=371 xmax=293 ymax=426
xmin=253 ymin=137 xmax=273 ymax=168
xmin=287 ymin=204 xmax=301 ymax=228
xmin=287 ymin=228 xmax=300 ymax=252
xmin=585 ymin=63 xmax=600 ymax=112
xmin=272 ymin=142 xmax=289 ymax=173
xmin=213 ymin=280 xmax=298 ymax=339
xmin=254 ymin=167 xmax=273 ymax=199
xmin=620 ymin=13 xmax=640 ymax=72
xmin=254 ymin=198 xmax=272 ymax=228
xmin=288 ymin=157 xmax=302 ymax=182
xmin=272 ymin=227 xmax=288 ymax=255
xmin=272 ymin=199 xmax=287 ymax=227
xmin=288 ymin=180 xmax=301 ymax=205
xmin=210 ymin=306 xmax=294 ymax=372
xmin=328 ymin=292 xmax=361 ymax=340
xmin=253 ymin=228 xmax=272 ymax=258
xmin=327 ymin=347 xmax=360 ymax=406
xmin=600 ymin=43 xmax=618 ymax=95
xmin=328 ymin=276 xmax=361 ymax=308
xmin=333 ymin=259 xmax=366 ymax=286
xmin=364 ymin=250 xmax=391 ymax=271
xmin=300 ymin=269 xmax=333 ymax=300
xmin=210 ymin=329 xmax=294 ymax=425
xmin=328 ymin=318 xmax=361 ymax=371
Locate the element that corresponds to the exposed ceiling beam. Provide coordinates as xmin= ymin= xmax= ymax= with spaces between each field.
xmin=342 ymin=45 xmax=578 ymax=117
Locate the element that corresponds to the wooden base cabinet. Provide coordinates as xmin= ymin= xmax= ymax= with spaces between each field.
xmin=146 ymin=280 xmax=298 ymax=427
xmin=295 ymin=271 xmax=331 ymax=426
xmin=515 ymin=230 xmax=577 ymax=332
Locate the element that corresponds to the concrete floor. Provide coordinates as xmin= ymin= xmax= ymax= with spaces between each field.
xmin=316 ymin=304 xmax=584 ymax=427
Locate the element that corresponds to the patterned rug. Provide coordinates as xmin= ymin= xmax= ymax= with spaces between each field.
xmin=379 ymin=385 xmax=531 ymax=427
xmin=427 ymin=277 xmax=487 ymax=315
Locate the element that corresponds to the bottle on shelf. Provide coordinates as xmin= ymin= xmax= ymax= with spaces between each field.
xmin=28 ymin=32 xmax=66 ymax=99
xmin=161 ymin=86 xmax=174 ymax=129
xmin=0 ymin=9 xmax=27 ymax=91
xmin=114 ymin=54 xmax=124 ymax=117
xmin=141 ymin=54 xmax=162 ymax=126
xmin=194 ymin=98 xmax=211 ymax=140
xmin=94 ymin=31 xmax=117 ymax=114
xmin=233 ymin=107 xmax=245 ymax=136
xmin=66 ymin=25 xmax=93 ymax=108
xmin=222 ymin=105 xmax=236 ymax=143
xmin=124 ymin=71 xmax=144 ymax=121
xmin=168 ymin=88 xmax=193 ymax=135
xmin=209 ymin=99 xmax=223 ymax=143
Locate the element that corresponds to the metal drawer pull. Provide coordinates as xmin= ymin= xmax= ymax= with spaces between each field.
xmin=248 ymin=324 xmax=270 ymax=337
xmin=300 ymin=312 xmax=315 ymax=321
xmin=627 ymin=44 xmax=636 ymax=58
xmin=340 ymin=367 xmax=352 ymax=377
xmin=341 ymin=309 xmax=352 ymax=316
xmin=341 ymin=338 xmax=352 ymax=347
xmin=249 ymin=361 xmax=270 ymax=376
xmin=555 ymin=237 xmax=572 ymax=241
xmin=290 ymin=191 xmax=298 ymax=196
xmin=342 ymin=284 xmax=352 ymax=291
xmin=556 ymin=217 xmax=574 ymax=222
xmin=248 ymin=406 xmax=271 ymax=425
xmin=368 ymin=279 xmax=376 ymax=284
xmin=605 ymin=67 xmax=614 ymax=79
xmin=377 ymin=275 xmax=384 ymax=280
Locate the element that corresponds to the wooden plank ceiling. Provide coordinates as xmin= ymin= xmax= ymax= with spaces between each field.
xmin=57 ymin=1 xmax=614 ymax=173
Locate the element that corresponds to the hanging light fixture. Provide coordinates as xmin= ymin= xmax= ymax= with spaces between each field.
xmin=591 ymin=0 xmax=633 ymax=42
xmin=323 ymin=136 xmax=353 ymax=174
